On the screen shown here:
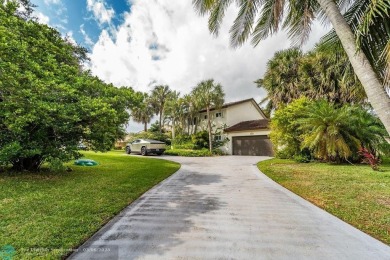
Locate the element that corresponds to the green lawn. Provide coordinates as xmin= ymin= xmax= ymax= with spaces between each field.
xmin=0 ymin=151 xmax=180 ymax=259
xmin=258 ymin=158 xmax=390 ymax=245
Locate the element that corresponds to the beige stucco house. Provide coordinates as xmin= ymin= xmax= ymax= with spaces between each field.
xmin=196 ymin=98 xmax=273 ymax=156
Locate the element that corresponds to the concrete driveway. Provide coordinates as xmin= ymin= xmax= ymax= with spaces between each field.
xmin=69 ymin=156 xmax=390 ymax=259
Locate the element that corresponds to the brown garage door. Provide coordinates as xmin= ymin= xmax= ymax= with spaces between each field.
xmin=232 ymin=135 xmax=274 ymax=156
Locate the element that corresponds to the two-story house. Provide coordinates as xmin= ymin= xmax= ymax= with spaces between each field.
xmin=197 ymin=98 xmax=273 ymax=156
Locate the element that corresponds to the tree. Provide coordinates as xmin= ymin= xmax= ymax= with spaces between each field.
xmin=256 ymin=48 xmax=304 ymax=111
xmin=257 ymin=46 xmax=366 ymax=111
xmin=192 ymin=79 xmax=225 ymax=152
xmin=322 ymin=0 xmax=390 ymax=87
xmin=270 ymin=98 xmax=310 ymax=158
xmin=0 ymin=1 xmax=139 ymax=171
xmin=298 ymin=101 xmax=361 ymax=161
xmin=193 ymin=0 xmax=390 ymax=135
xmin=131 ymin=94 xmax=154 ymax=132
xmin=164 ymin=91 xmax=185 ymax=141
xmin=150 ymin=85 xmax=172 ymax=133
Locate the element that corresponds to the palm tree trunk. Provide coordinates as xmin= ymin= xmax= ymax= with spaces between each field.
xmin=144 ymin=122 xmax=147 ymax=132
xmin=207 ymin=107 xmax=213 ymax=152
xmin=159 ymin=110 xmax=162 ymax=133
xmin=317 ymin=0 xmax=390 ymax=135
xmin=172 ymin=118 xmax=175 ymax=148
xmin=194 ymin=116 xmax=198 ymax=134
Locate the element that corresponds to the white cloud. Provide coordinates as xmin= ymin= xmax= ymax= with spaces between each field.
xmin=87 ymin=0 xmax=115 ymax=25
xmin=80 ymin=24 xmax=95 ymax=46
xmin=44 ymin=0 xmax=61 ymax=5
xmin=35 ymin=11 xmax=50 ymax=24
xmin=65 ymin=31 xmax=77 ymax=45
xmin=87 ymin=0 xmax=327 ymax=132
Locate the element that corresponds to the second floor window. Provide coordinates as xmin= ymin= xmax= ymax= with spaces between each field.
xmin=214 ymin=135 xmax=222 ymax=141
xmin=216 ymin=112 xmax=222 ymax=118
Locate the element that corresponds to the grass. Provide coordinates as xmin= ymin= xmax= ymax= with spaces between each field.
xmin=257 ymin=158 xmax=390 ymax=245
xmin=0 ymin=150 xmax=180 ymax=259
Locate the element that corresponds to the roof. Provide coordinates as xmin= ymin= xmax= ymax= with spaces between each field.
xmin=198 ymin=98 xmax=268 ymax=119
xmin=199 ymin=98 xmax=253 ymax=112
xmin=224 ymin=119 xmax=270 ymax=132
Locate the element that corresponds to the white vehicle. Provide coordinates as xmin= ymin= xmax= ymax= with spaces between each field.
xmin=125 ymin=139 xmax=166 ymax=156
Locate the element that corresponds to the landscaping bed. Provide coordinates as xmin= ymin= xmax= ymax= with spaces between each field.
xmin=257 ymin=158 xmax=390 ymax=245
xmin=0 ymin=151 xmax=180 ymax=259
xmin=164 ymin=148 xmax=212 ymax=157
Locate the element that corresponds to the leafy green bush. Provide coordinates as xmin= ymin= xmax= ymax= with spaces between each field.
xmin=0 ymin=2 xmax=140 ymax=171
xmin=270 ymin=97 xmax=309 ymax=159
xmin=164 ymin=149 xmax=212 ymax=157
xmin=293 ymin=154 xmax=311 ymax=163
xmin=191 ymin=131 xmax=209 ymax=149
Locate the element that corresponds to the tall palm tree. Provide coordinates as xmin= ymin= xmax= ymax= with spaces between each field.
xmin=164 ymin=91 xmax=185 ymax=141
xmin=150 ymin=85 xmax=172 ymax=133
xmin=192 ymin=79 xmax=225 ymax=152
xmin=182 ymin=93 xmax=201 ymax=134
xmin=256 ymin=48 xmax=304 ymax=111
xmin=131 ymin=94 xmax=154 ymax=132
xmin=193 ymin=0 xmax=390 ymax=135
xmin=322 ymin=0 xmax=390 ymax=86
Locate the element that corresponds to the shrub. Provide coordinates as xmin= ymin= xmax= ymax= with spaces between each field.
xmin=164 ymin=149 xmax=212 ymax=157
xmin=358 ymin=147 xmax=380 ymax=171
xmin=270 ymin=97 xmax=309 ymax=159
xmin=191 ymin=131 xmax=209 ymax=149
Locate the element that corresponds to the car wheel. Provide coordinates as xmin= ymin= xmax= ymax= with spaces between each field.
xmin=126 ymin=146 xmax=131 ymax=154
xmin=141 ymin=146 xmax=147 ymax=156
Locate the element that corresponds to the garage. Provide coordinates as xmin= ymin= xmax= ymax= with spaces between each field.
xmin=232 ymin=135 xmax=274 ymax=156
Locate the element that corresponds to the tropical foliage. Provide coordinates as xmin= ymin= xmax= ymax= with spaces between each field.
xmin=131 ymin=93 xmax=154 ymax=132
xmin=322 ymin=0 xmax=390 ymax=88
xmin=257 ymin=47 xmax=366 ymax=113
xmin=0 ymin=1 xmax=140 ymax=171
xmin=271 ymin=99 xmax=389 ymax=163
xmin=191 ymin=79 xmax=225 ymax=152
xmin=193 ymin=0 xmax=390 ymax=136
xmin=150 ymin=85 xmax=172 ymax=133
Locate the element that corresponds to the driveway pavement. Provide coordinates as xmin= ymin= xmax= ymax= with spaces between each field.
xmin=69 ymin=156 xmax=390 ymax=259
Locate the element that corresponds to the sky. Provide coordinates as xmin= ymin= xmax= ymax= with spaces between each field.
xmin=32 ymin=0 xmax=329 ymax=132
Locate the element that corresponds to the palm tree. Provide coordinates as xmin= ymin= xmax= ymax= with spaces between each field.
xmin=256 ymin=48 xmax=304 ymax=111
xmin=182 ymin=93 xmax=201 ymax=134
xmin=322 ymin=0 xmax=390 ymax=86
xmin=131 ymin=94 xmax=154 ymax=132
xmin=164 ymin=91 xmax=185 ymax=141
xmin=192 ymin=79 xmax=225 ymax=152
xmin=150 ymin=85 xmax=172 ymax=133
xmin=298 ymin=101 xmax=361 ymax=161
xmin=193 ymin=0 xmax=390 ymax=135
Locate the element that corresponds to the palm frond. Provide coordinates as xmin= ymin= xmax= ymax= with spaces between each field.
xmin=229 ymin=0 xmax=260 ymax=47
xmin=251 ymin=0 xmax=285 ymax=46
xmin=208 ymin=0 xmax=234 ymax=35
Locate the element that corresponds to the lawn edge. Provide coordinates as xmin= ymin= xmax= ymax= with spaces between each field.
xmin=255 ymin=159 xmax=390 ymax=248
xmin=63 ymin=158 xmax=182 ymax=259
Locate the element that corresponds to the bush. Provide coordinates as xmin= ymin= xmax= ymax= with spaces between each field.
xmin=293 ymin=154 xmax=311 ymax=163
xmin=192 ymin=131 xmax=209 ymax=149
xmin=164 ymin=149 xmax=212 ymax=157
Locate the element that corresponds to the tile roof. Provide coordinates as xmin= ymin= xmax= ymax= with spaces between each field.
xmin=224 ymin=119 xmax=270 ymax=132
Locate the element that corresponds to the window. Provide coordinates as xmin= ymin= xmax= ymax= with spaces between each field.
xmin=204 ymin=115 xmax=207 ymax=120
xmin=216 ymin=112 xmax=222 ymax=118
xmin=214 ymin=135 xmax=222 ymax=141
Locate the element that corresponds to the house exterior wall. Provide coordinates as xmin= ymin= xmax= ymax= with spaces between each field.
xmin=189 ymin=99 xmax=270 ymax=155
xmin=225 ymin=101 xmax=266 ymax=126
